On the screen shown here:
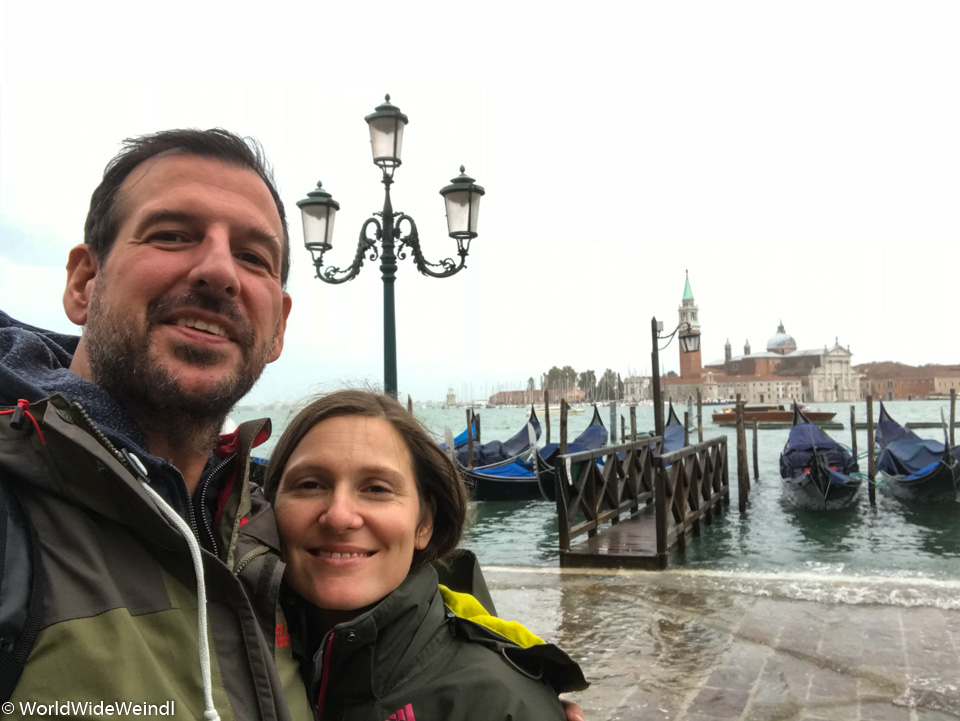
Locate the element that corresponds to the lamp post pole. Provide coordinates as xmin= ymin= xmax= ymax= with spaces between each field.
xmin=298 ymin=95 xmax=485 ymax=398
xmin=652 ymin=316 xmax=664 ymax=438
xmin=380 ymin=176 xmax=398 ymax=395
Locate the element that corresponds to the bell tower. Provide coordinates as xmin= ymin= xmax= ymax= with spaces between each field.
xmin=678 ymin=270 xmax=702 ymax=379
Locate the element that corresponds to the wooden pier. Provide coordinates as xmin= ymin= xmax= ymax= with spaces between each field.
xmin=555 ymin=434 xmax=729 ymax=569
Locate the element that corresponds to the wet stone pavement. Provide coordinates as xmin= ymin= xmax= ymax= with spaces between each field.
xmin=483 ymin=567 xmax=960 ymax=721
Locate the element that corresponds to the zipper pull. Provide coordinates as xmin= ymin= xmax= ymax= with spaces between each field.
xmin=10 ymin=398 xmax=29 ymax=430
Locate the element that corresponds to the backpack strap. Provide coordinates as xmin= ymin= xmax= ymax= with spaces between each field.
xmin=0 ymin=478 xmax=43 ymax=702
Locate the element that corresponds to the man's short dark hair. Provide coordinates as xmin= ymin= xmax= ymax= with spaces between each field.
xmin=84 ymin=128 xmax=290 ymax=287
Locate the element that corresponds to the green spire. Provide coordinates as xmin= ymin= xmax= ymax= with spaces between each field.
xmin=682 ymin=269 xmax=694 ymax=301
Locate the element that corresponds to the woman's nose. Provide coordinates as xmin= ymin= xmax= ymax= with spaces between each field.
xmin=318 ymin=490 xmax=362 ymax=531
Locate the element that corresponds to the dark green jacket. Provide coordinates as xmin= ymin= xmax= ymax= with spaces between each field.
xmin=289 ymin=563 xmax=587 ymax=720
xmin=0 ymin=394 xmax=311 ymax=721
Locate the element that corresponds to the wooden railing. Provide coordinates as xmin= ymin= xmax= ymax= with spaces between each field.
xmin=556 ymin=436 xmax=663 ymax=552
xmin=654 ymin=437 xmax=729 ymax=568
xmin=555 ymin=435 xmax=729 ymax=569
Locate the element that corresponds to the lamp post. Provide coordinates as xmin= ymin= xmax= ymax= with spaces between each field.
xmin=298 ymin=95 xmax=485 ymax=397
xmin=651 ymin=316 xmax=701 ymax=437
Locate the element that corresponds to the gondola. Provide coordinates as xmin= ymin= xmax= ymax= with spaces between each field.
xmin=875 ymin=403 xmax=960 ymax=504
xmin=456 ymin=407 xmax=540 ymax=468
xmin=779 ymin=404 xmax=862 ymax=510
xmin=460 ymin=423 xmax=545 ymax=501
xmin=537 ymin=405 xmax=608 ymax=502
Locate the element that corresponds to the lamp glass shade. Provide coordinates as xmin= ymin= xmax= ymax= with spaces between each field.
xmin=301 ymin=204 xmax=336 ymax=252
xmin=368 ymin=116 xmax=405 ymax=168
xmin=443 ymin=189 xmax=481 ymax=239
xmin=679 ymin=332 xmax=701 ymax=353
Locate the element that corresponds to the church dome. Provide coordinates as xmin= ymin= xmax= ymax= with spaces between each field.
xmin=766 ymin=321 xmax=797 ymax=354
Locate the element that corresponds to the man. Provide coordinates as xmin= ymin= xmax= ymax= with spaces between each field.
xmin=0 ymin=129 xmax=585 ymax=721
xmin=1 ymin=129 xmax=308 ymax=720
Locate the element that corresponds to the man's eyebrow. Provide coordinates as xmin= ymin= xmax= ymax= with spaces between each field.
xmin=134 ymin=209 xmax=282 ymax=251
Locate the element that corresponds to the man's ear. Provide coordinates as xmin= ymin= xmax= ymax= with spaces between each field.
xmin=63 ymin=244 xmax=98 ymax=326
xmin=268 ymin=292 xmax=293 ymax=363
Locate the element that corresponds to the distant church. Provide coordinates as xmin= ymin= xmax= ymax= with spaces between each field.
xmin=662 ymin=273 xmax=860 ymax=404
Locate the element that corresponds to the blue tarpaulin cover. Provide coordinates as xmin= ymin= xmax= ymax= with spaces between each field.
xmin=467 ymin=458 xmax=536 ymax=479
xmin=664 ymin=404 xmax=685 ymax=454
xmin=875 ymin=403 xmax=953 ymax=477
xmin=877 ymin=439 xmax=946 ymax=477
xmin=457 ymin=412 xmax=541 ymax=467
xmin=780 ymin=418 xmax=856 ymax=479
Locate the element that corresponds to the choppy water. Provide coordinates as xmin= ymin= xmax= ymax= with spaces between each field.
xmin=236 ymin=399 xmax=959 ymax=584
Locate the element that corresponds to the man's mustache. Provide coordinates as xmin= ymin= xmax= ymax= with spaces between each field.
xmin=146 ymin=290 xmax=255 ymax=349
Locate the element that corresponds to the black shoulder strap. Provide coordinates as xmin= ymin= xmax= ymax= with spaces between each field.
xmin=0 ymin=478 xmax=43 ymax=702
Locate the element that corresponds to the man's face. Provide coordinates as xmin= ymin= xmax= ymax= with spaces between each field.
xmin=69 ymin=153 xmax=292 ymax=419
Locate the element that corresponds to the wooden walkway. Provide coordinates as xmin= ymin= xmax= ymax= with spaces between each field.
xmin=555 ymin=435 xmax=729 ymax=569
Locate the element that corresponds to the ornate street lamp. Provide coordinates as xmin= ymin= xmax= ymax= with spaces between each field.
xmin=651 ymin=317 xmax=700 ymax=437
xmin=298 ymin=95 xmax=485 ymax=397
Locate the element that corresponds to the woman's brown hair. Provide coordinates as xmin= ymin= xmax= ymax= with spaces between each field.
xmin=264 ymin=389 xmax=468 ymax=569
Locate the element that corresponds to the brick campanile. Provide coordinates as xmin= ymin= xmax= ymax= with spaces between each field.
xmin=678 ymin=270 xmax=702 ymax=379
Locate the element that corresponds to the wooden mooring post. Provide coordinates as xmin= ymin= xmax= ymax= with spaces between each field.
xmin=866 ymin=395 xmax=876 ymax=506
xmin=752 ymin=420 xmax=759 ymax=481
xmin=849 ymin=405 xmax=858 ymax=459
xmin=630 ymin=405 xmax=637 ymax=441
xmin=466 ymin=409 xmax=474 ymax=469
xmin=407 ymin=394 xmax=413 ymax=413
xmin=696 ymin=389 xmax=703 ymax=443
xmin=621 ymin=415 xmax=626 ymax=444
xmin=609 ymin=402 xmax=617 ymax=443
xmin=683 ymin=412 xmax=690 ymax=446
xmin=736 ymin=395 xmax=749 ymax=512
xmin=544 ymin=390 xmax=550 ymax=444
xmin=951 ymin=389 xmax=956 ymax=447
xmin=560 ymin=398 xmax=569 ymax=455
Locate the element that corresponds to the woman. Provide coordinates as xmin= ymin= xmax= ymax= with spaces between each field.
xmin=265 ymin=390 xmax=586 ymax=720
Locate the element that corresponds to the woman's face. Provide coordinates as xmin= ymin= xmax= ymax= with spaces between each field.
xmin=274 ymin=415 xmax=434 ymax=616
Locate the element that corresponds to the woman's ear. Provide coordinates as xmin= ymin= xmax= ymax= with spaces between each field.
xmin=63 ymin=244 xmax=98 ymax=326
xmin=415 ymin=500 xmax=435 ymax=551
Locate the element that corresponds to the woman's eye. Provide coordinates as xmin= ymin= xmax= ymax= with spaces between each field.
xmin=364 ymin=483 xmax=392 ymax=495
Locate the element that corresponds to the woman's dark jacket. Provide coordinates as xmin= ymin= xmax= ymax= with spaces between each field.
xmin=287 ymin=561 xmax=587 ymax=720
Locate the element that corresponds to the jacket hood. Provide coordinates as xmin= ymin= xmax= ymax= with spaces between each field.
xmin=1 ymin=310 xmax=150 ymax=455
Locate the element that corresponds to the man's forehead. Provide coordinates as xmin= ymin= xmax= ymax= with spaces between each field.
xmin=118 ymin=152 xmax=281 ymax=228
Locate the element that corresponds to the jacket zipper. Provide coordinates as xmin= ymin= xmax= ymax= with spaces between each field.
xmin=234 ymin=545 xmax=269 ymax=575
xmin=71 ymin=402 xmax=135 ymax=472
xmin=72 ymin=402 xmax=200 ymax=542
xmin=315 ymin=631 xmax=335 ymax=719
xmin=196 ymin=452 xmax=235 ymax=558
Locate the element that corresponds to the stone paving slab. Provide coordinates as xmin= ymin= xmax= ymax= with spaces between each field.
xmin=483 ymin=567 xmax=960 ymax=721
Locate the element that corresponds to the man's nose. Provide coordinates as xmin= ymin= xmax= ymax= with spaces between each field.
xmin=188 ymin=229 xmax=240 ymax=296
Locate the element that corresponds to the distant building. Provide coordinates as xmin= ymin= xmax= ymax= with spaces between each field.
xmin=856 ymin=362 xmax=960 ymax=400
xmin=658 ymin=275 xmax=860 ymax=404
xmin=488 ymin=388 xmax=584 ymax=406
xmin=445 ymin=387 xmax=456 ymax=407
xmin=623 ymin=375 xmax=651 ymax=402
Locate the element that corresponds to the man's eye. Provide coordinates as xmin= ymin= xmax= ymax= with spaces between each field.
xmin=151 ymin=231 xmax=190 ymax=243
xmin=237 ymin=251 xmax=269 ymax=269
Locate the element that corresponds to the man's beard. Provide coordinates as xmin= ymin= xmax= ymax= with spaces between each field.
xmin=84 ymin=285 xmax=276 ymax=429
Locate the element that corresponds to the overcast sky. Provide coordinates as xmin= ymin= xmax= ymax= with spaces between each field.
xmin=1 ymin=2 xmax=957 ymax=404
